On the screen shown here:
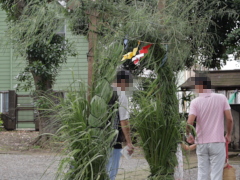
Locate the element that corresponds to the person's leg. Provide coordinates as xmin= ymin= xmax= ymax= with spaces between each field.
xmin=106 ymin=148 xmax=122 ymax=180
xmin=209 ymin=142 xmax=225 ymax=180
xmin=196 ymin=144 xmax=210 ymax=180
xmin=174 ymin=144 xmax=183 ymax=180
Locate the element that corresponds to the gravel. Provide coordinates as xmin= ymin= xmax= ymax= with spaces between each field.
xmin=0 ymin=153 xmax=239 ymax=180
xmin=0 ymin=153 xmax=60 ymax=180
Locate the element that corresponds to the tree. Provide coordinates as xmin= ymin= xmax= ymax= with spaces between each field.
xmin=0 ymin=0 xmax=76 ymax=141
xmin=220 ymin=0 xmax=240 ymax=64
xmin=195 ymin=0 xmax=240 ymax=69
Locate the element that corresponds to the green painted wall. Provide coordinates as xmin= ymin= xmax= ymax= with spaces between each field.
xmin=54 ymin=25 xmax=88 ymax=90
xmin=0 ymin=10 xmax=13 ymax=90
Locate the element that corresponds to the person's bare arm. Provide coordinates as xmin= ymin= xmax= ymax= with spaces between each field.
xmin=224 ymin=109 xmax=233 ymax=143
xmin=186 ymin=114 xmax=196 ymax=144
xmin=189 ymin=144 xmax=197 ymax=150
xmin=181 ymin=143 xmax=196 ymax=151
xmin=120 ymin=119 xmax=134 ymax=154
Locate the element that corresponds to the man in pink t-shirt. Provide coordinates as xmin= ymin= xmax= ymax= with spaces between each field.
xmin=187 ymin=75 xmax=233 ymax=180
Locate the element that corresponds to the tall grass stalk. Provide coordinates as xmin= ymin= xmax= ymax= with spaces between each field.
xmin=54 ymin=80 xmax=118 ymax=180
xmin=133 ymin=61 xmax=180 ymax=179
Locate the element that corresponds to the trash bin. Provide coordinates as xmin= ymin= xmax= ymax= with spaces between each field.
xmin=1 ymin=113 xmax=16 ymax=130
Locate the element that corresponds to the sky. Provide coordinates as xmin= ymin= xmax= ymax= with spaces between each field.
xmin=221 ymin=55 xmax=240 ymax=70
xmin=221 ymin=61 xmax=240 ymax=70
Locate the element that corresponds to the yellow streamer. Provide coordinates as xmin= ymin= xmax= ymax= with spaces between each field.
xmin=121 ymin=41 xmax=140 ymax=61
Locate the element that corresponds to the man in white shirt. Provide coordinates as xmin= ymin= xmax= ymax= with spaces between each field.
xmin=107 ymin=69 xmax=134 ymax=180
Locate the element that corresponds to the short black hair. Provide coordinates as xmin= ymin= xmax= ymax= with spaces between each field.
xmin=192 ymin=75 xmax=211 ymax=89
xmin=116 ymin=69 xmax=133 ymax=84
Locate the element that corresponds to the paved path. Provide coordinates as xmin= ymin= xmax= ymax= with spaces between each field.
xmin=0 ymin=153 xmax=59 ymax=180
xmin=0 ymin=153 xmax=239 ymax=180
xmin=117 ymin=152 xmax=240 ymax=180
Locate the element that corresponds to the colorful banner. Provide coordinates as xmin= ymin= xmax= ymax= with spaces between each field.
xmin=121 ymin=42 xmax=152 ymax=65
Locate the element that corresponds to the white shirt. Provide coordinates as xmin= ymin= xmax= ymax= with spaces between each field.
xmin=117 ymin=90 xmax=130 ymax=121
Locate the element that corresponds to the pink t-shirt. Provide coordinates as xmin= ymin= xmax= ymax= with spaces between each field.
xmin=189 ymin=92 xmax=230 ymax=144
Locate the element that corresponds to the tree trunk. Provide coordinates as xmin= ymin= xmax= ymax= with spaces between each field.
xmin=31 ymin=73 xmax=60 ymax=147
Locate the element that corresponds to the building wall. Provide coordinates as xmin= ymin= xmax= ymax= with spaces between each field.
xmin=54 ymin=25 xmax=88 ymax=91
xmin=0 ymin=10 xmax=15 ymax=91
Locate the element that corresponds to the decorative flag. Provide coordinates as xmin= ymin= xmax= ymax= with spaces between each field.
xmin=121 ymin=48 xmax=137 ymax=61
xmin=121 ymin=42 xmax=140 ymax=61
xmin=132 ymin=53 xmax=144 ymax=61
xmin=132 ymin=44 xmax=152 ymax=65
xmin=139 ymin=44 xmax=152 ymax=54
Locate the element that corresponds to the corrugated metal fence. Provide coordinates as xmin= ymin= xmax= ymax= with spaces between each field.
xmin=0 ymin=91 xmax=9 ymax=113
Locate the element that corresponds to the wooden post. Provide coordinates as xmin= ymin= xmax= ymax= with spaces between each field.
xmin=7 ymin=90 xmax=17 ymax=130
xmin=87 ymin=9 xmax=97 ymax=101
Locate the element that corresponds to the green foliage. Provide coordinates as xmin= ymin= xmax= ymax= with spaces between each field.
xmin=204 ymin=0 xmax=240 ymax=68
xmin=34 ymin=94 xmax=54 ymax=109
xmin=131 ymin=60 xmax=180 ymax=179
xmin=0 ymin=0 xmax=22 ymax=22
xmin=15 ymin=34 xmax=77 ymax=91
xmin=54 ymin=80 xmax=117 ymax=180
xmin=224 ymin=27 xmax=240 ymax=59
